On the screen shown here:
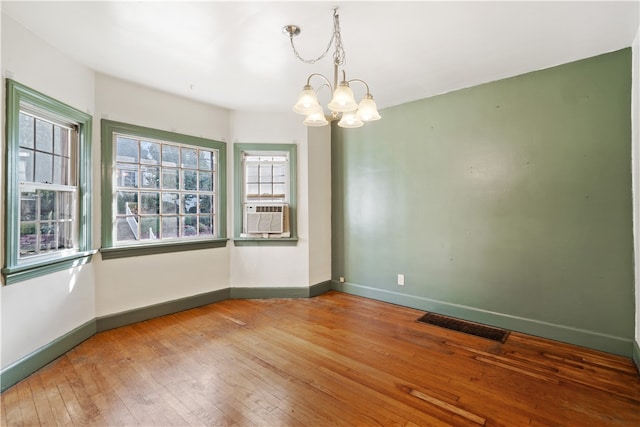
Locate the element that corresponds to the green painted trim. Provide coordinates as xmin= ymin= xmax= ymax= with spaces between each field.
xmin=230 ymin=286 xmax=310 ymax=299
xmin=331 ymin=281 xmax=633 ymax=357
xmin=233 ymin=238 xmax=298 ymax=246
xmin=633 ymin=341 xmax=640 ymax=375
xmin=96 ymin=288 xmax=231 ymax=332
xmin=309 ymin=280 xmax=333 ymax=297
xmin=100 ymin=119 xmax=227 ymax=251
xmin=233 ymin=143 xmax=297 ymax=239
xmin=2 ymin=251 xmax=96 ymax=285
xmin=100 ymin=239 xmax=228 ymax=260
xmin=0 ymin=320 xmax=96 ymax=392
xmin=4 ymin=79 xmax=93 ymax=281
xmin=1 ymin=282 xmax=332 ymax=391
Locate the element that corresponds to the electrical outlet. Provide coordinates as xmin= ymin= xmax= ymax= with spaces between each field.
xmin=339 ymin=277 xmax=345 ymax=283
xmin=397 ymin=274 xmax=405 ymax=286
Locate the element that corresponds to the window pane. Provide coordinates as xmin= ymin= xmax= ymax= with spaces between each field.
xmin=40 ymin=190 xmax=56 ymax=221
xmin=162 ymin=168 xmax=179 ymax=189
xmin=35 ymin=151 xmax=53 ymax=183
xmin=182 ymin=216 xmax=198 ymax=236
xmin=182 ymin=170 xmax=197 ymax=191
xmin=140 ymin=192 xmax=159 ymax=214
xmin=53 ymin=156 xmax=62 ymax=185
xmin=259 ymin=183 xmax=273 ymax=197
xmin=246 ymin=164 xmax=259 ymax=183
xmin=247 ymin=184 xmax=259 ymax=198
xmin=273 ymin=183 xmax=286 ymax=197
xmin=116 ymin=217 xmax=138 ymax=241
xmin=162 ymin=145 xmax=179 ymax=166
xmin=19 ymin=149 xmax=34 ymax=182
xmin=140 ymin=216 xmax=159 ymax=239
xmin=116 ymin=164 xmax=139 ymax=188
xmin=199 ymin=195 xmax=212 ymax=214
xmin=141 ymin=166 xmax=160 ymax=189
xmin=19 ymin=113 xmax=34 ymax=148
xmin=116 ymin=191 xmax=138 ymax=215
xmin=183 ymin=194 xmax=197 ymax=214
xmin=20 ymin=191 xmax=37 ymax=221
xmin=199 ymin=172 xmax=213 ymax=191
xmin=58 ymin=221 xmax=74 ymax=250
xmin=35 ymin=119 xmax=54 ymax=153
xmin=162 ymin=193 xmax=179 ymax=214
xmin=162 ymin=217 xmax=179 ymax=238
xmin=273 ymin=165 xmax=286 ymax=182
xmin=140 ymin=140 xmax=160 ymax=165
xmin=181 ymin=147 xmax=197 ymax=169
xmin=58 ymin=192 xmax=74 ymax=219
xmin=116 ymin=137 xmax=139 ymax=163
xmin=259 ymin=165 xmax=273 ymax=181
xmin=199 ymin=150 xmax=213 ymax=170
xmin=20 ymin=223 xmax=37 ymax=256
xmin=199 ymin=215 xmax=214 ymax=236
xmin=54 ymin=126 xmax=69 ymax=156
xmin=40 ymin=222 xmax=57 ymax=253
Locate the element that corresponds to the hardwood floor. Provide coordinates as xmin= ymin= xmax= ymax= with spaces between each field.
xmin=2 ymin=291 xmax=639 ymax=426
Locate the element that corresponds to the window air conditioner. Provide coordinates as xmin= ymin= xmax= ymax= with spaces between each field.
xmin=243 ymin=204 xmax=286 ymax=235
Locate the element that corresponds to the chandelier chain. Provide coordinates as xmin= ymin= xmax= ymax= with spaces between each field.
xmin=288 ymin=8 xmax=346 ymax=66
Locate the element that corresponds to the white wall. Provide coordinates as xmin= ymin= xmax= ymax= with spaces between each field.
xmin=307 ymin=126 xmax=332 ymax=285
xmin=1 ymin=13 xmax=96 ymax=368
xmin=93 ymin=74 xmax=232 ymax=316
xmin=229 ymin=111 xmax=311 ymax=287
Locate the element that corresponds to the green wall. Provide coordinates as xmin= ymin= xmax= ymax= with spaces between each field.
xmin=332 ymin=48 xmax=634 ymax=356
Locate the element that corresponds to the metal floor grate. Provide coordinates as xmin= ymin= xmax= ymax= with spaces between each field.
xmin=417 ymin=312 xmax=510 ymax=343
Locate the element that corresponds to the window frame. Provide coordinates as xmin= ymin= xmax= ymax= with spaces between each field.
xmin=100 ymin=120 xmax=227 ymax=259
xmin=3 ymin=79 xmax=95 ymax=285
xmin=233 ymin=143 xmax=297 ymax=245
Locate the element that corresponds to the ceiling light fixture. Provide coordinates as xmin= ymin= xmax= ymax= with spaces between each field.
xmin=283 ymin=8 xmax=381 ymax=128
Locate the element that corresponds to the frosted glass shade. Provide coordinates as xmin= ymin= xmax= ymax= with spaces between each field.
xmin=328 ymin=83 xmax=358 ymax=112
xmin=337 ymin=111 xmax=363 ymax=128
xmin=303 ymin=111 xmax=329 ymax=127
xmin=358 ymin=96 xmax=381 ymax=121
xmin=293 ymin=86 xmax=321 ymax=115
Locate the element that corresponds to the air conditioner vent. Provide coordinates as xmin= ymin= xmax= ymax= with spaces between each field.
xmin=243 ymin=204 xmax=286 ymax=235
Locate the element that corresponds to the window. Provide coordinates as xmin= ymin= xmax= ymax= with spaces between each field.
xmin=234 ymin=144 xmax=297 ymax=243
xmin=3 ymin=80 xmax=94 ymax=285
xmin=101 ymin=120 xmax=226 ymax=259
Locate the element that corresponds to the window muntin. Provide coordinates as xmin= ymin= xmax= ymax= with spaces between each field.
xmin=243 ymin=153 xmax=289 ymax=203
xmin=17 ymin=111 xmax=79 ymax=261
xmin=112 ymin=133 xmax=219 ymax=244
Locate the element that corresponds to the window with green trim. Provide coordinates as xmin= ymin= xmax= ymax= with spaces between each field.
xmin=101 ymin=120 xmax=227 ymax=259
xmin=3 ymin=80 xmax=94 ymax=285
xmin=234 ymin=143 xmax=297 ymax=243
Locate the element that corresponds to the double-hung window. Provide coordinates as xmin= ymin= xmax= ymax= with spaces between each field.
xmin=234 ymin=143 xmax=297 ymax=243
xmin=101 ymin=120 xmax=226 ymax=259
xmin=3 ymin=80 xmax=93 ymax=285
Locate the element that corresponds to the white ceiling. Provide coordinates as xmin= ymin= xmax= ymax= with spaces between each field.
xmin=2 ymin=1 xmax=639 ymax=113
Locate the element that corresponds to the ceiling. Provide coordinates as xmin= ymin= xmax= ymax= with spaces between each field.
xmin=2 ymin=1 xmax=638 ymax=113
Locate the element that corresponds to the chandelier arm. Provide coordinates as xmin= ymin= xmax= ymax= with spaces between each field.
xmin=347 ymin=78 xmax=372 ymax=96
xmin=306 ymin=73 xmax=334 ymax=91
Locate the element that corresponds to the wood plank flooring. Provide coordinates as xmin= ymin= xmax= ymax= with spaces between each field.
xmin=2 ymin=291 xmax=639 ymax=426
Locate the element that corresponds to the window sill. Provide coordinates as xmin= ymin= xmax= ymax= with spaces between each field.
xmin=100 ymin=238 xmax=228 ymax=260
xmin=2 ymin=250 xmax=97 ymax=285
xmin=233 ymin=237 xmax=299 ymax=247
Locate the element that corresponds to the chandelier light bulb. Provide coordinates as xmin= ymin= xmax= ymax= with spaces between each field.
xmin=357 ymin=95 xmax=381 ymax=122
xmin=338 ymin=110 xmax=364 ymax=128
xmin=303 ymin=111 xmax=329 ymax=127
xmin=328 ymin=82 xmax=358 ymax=113
xmin=293 ymin=85 xmax=321 ymax=115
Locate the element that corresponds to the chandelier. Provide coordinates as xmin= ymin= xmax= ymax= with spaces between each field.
xmin=283 ymin=8 xmax=381 ymax=128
